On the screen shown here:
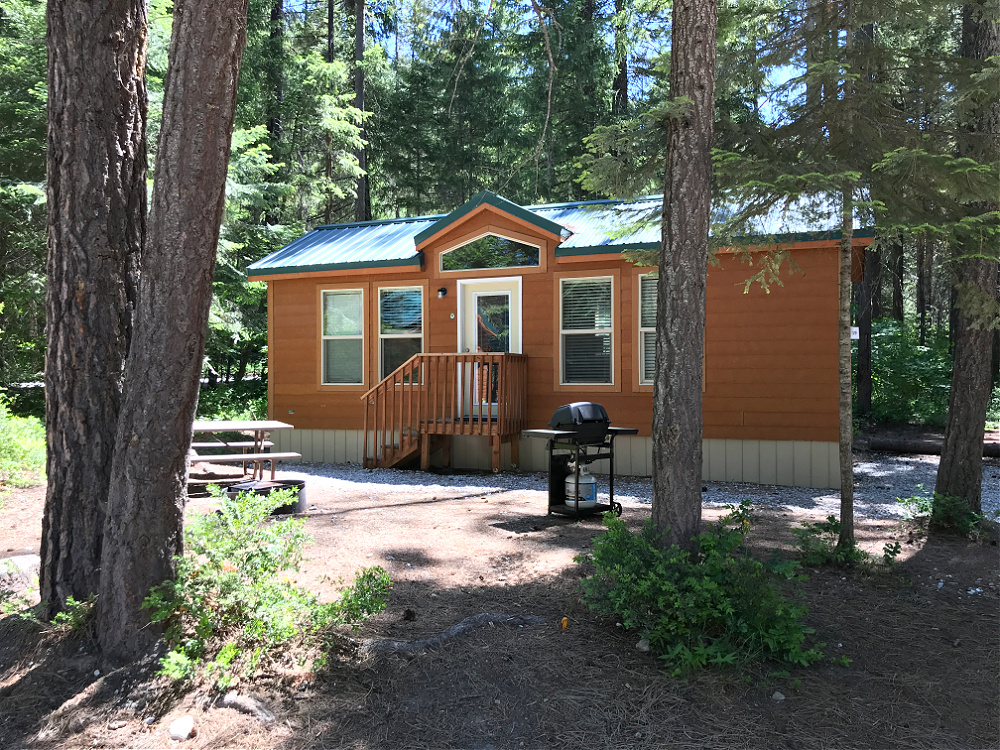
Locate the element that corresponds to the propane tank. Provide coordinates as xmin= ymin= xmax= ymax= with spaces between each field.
xmin=565 ymin=463 xmax=597 ymax=508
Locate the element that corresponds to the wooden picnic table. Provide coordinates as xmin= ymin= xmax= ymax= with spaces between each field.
xmin=190 ymin=420 xmax=297 ymax=479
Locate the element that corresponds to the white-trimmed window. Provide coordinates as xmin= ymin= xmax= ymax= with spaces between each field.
xmin=379 ymin=286 xmax=423 ymax=378
xmin=560 ymin=277 xmax=613 ymax=384
xmin=639 ymin=274 xmax=657 ymax=385
xmin=321 ymin=289 xmax=364 ymax=385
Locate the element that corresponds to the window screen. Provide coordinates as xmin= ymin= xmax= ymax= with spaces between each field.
xmin=560 ymin=277 xmax=613 ymax=384
xmin=639 ymin=274 xmax=657 ymax=384
xmin=379 ymin=287 xmax=423 ymax=378
xmin=322 ymin=289 xmax=363 ymax=384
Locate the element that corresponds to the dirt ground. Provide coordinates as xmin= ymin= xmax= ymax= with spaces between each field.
xmin=1 ymin=466 xmax=998 ymax=750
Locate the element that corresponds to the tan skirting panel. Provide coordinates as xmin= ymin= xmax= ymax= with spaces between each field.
xmin=273 ymin=430 xmax=839 ymax=489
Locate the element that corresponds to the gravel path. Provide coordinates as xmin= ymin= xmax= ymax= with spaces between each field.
xmin=282 ymin=452 xmax=1000 ymax=520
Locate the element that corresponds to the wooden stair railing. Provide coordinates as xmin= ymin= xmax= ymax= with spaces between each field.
xmin=360 ymin=353 xmax=528 ymax=471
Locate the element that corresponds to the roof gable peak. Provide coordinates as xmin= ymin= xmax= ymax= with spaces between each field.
xmin=413 ymin=190 xmax=567 ymax=248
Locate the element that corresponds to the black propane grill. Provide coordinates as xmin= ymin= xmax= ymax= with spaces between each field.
xmin=523 ymin=402 xmax=638 ymax=518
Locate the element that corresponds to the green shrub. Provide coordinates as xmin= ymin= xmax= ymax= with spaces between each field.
xmin=898 ymin=488 xmax=986 ymax=537
xmin=0 ymin=397 xmax=45 ymax=491
xmin=856 ymin=320 xmax=953 ymax=427
xmin=144 ymin=486 xmax=390 ymax=687
xmin=578 ymin=503 xmax=823 ymax=675
xmin=792 ymin=516 xmax=901 ymax=568
xmin=50 ymin=594 xmax=96 ymax=634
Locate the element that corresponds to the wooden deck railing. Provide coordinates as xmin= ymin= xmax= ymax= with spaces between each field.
xmin=360 ymin=353 xmax=528 ymax=470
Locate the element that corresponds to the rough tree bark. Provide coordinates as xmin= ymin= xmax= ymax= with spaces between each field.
xmin=935 ymin=0 xmax=1000 ymax=514
xmin=651 ymin=0 xmax=717 ymax=551
xmin=97 ymin=0 xmax=249 ymax=662
xmin=40 ymin=0 xmax=146 ymax=617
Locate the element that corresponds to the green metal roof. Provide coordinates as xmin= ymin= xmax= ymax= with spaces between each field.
xmin=247 ymin=191 xmax=867 ymax=276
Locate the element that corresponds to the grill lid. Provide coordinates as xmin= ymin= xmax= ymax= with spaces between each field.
xmin=548 ymin=402 xmax=610 ymax=444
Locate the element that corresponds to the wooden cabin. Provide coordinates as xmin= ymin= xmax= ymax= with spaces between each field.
xmin=247 ymin=191 xmax=873 ymax=488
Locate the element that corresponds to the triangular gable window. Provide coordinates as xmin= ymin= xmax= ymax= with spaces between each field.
xmin=440 ymin=234 xmax=540 ymax=272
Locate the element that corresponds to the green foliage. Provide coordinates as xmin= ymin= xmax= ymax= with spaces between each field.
xmin=792 ymin=516 xmax=901 ymax=568
xmin=579 ymin=502 xmax=823 ymax=675
xmin=144 ymin=486 xmax=389 ymax=687
xmin=0 ymin=397 xmax=45 ymax=490
xmin=50 ymin=594 xmax=96 ymax=634
xmin=0 ymin=3 xmax=48 ymax=392
xmin=197 ymin=380 xmax=268 ymax=421
xmin=856 ymin=319 xmax=953 ymax=427
xmin=897 ymin=488 xmax=987 ymax=537
xmin=987 ymin=387 xmax=1000 ymax=430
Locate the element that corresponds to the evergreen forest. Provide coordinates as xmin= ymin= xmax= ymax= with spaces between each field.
xmin=1 ymin=0 xmax=997 ymax=428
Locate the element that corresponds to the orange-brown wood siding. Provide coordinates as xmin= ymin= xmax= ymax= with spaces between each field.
xmin=267 ymin=213 xmax=843 ymax=442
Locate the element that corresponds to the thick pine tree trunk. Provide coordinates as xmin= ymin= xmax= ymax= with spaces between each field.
xmin=40 ymin=0 xmax=146 ymax=617
xmin=651 ymin=0 xmax=716 ymax=551
xmin=97 ymin=0 xmax=249 ymax=662
xmin=935 ymin=0 xmax=999 ymax=514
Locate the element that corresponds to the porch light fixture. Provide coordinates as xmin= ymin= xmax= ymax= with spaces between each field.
xmin=437 ymin=287 xmax=448 ymax=298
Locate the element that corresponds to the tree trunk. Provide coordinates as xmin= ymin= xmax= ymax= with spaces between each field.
xmin=97 ymin=0 xmax=249 ymax=662
xmin=889 ymin=236 xmax=904 ymax=321
xmin=837 ymin=192 xmax=855 ymax=549
xmin=40 ymin=0 xmax=146 ymax=618
xmin=916 ymin=234 xmax=932 ymax=345
xmin=651 ymin=0 xmax=717 ymax=551
xmin=353 ymin=0 xmax=371 ymax=222
xmin=935 ymin=0 xmax=999 ymax=515
xmin=266 ymin=0 xmax=284 ymax=145
xmin=936 ymin=258 xmax=998 ymax=513
xmin=612 ymin=0 xmax=628 ymax=116
xmin=856 ymin=244 xmax=876 ymax=417
xmin=871 ymin=246 xmax=883 ymax=319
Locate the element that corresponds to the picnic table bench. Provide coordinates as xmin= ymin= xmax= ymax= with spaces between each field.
xmin=189 ymin=420 xmax=300 ymax=480
xmin=189 ymin=451 xmax=302 ymax=480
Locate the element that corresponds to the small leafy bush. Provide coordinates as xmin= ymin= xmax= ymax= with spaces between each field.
xmin=898 ymin=489 xmax=986 ymax=537
xmin=0 ymin=397 xmax=45 ymax=491
xmin=578 ymin=503 xmax=823 ymax=675
xmin=50 ymin=594 xmax=96 ymax=634
xmin=792 ymin=516 xmax=900 ymax=567
xmin=144 ymin=486 xmax=390 ymax=687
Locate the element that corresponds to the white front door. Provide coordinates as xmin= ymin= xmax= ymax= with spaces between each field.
xmin=457 ymin=278 xmax=522 ymax=415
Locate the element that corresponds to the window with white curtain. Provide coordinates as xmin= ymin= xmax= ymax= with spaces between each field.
xmin=379 ymin=287 xmax=423 ymax=378
xmin=560 ymin=277 xmax=613 ymax=385
xmin=639 ymin=274 xmax=657 ymax=385
xmin=321 ymin=289 xmax=364 ymax=385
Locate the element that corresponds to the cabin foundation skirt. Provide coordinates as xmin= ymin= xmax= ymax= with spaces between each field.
xmin=271 ymin=429 xmax=840 ymax=489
